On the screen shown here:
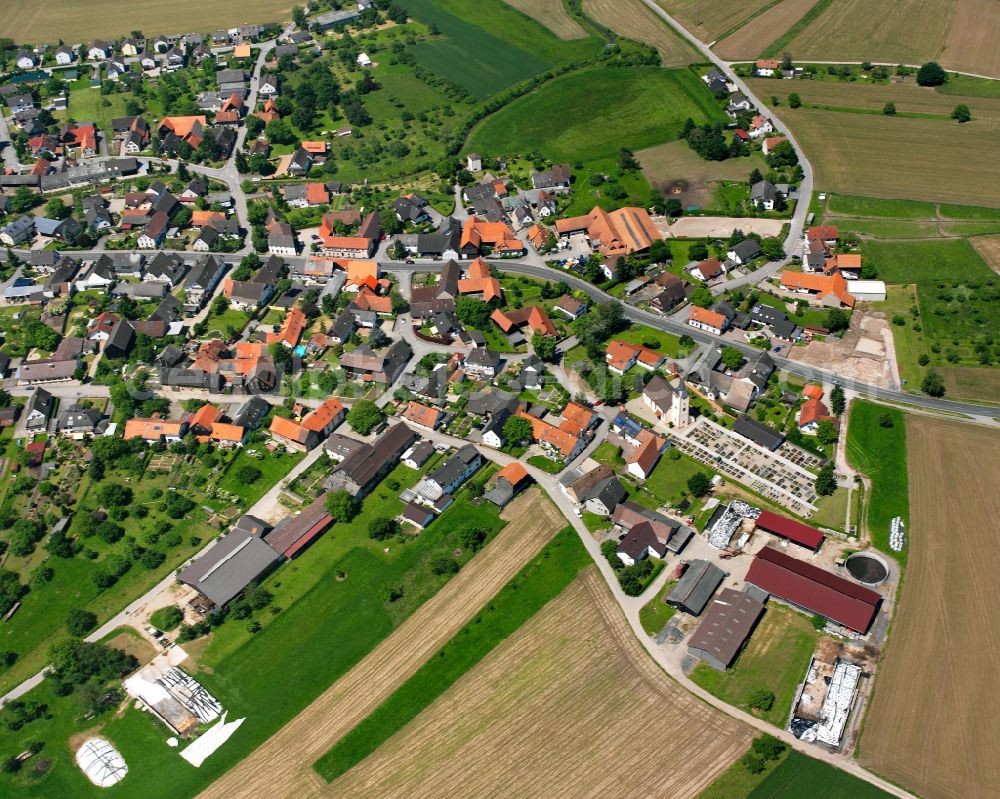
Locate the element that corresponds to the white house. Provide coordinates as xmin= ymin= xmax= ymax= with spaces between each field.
xmin=54 ymin=47 xmax=76 ymax=65
xmin=748 ymin=115 xmax=774 ymax=139
xmin=754 ymin=59 xmax=780 ymax=77
xmin=15 ymin=52 xmax=37 ymax=70
xmin=258 ymin=74 xmax=278 ymax=95
xmin=356 ymin=52 xmax=372 ymax=67
xmin=642 ymin=375 xmax=690 ymax=430
xmin=87 ymin=42 xmax=111 ymax=61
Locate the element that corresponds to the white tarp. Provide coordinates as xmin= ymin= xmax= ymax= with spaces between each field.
xmin=76 ymin=738 xmax=128 ymax=787
xmin=180 ymin=712 xmax=245 ymax=767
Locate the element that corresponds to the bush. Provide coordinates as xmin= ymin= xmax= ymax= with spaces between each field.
xmin=687 ymin=472 xmax=712 ymax=497
xmin=459 ymin=526 xmax=487 ymax=552
xmin=747 ymin=688 xmax=775 ymax=711
xmin=916 ymin=61 xmax=947 ymax=86
xmin=921 ymin=368 xmax=946 ymax=397
xmin=368 ymin=517 xmax=399 ymax=541
xmin=741 ymin=751 xmax=767 ymax=774
xmin=430 ymin=557 xmax=460 ymax=576
xmin=235 ymin=464 xmax=262 ymax=483
xmin=752 ymin=734 xmax=787 ymax=760
xmin=149 ymin=605 xmax=184 ymax=631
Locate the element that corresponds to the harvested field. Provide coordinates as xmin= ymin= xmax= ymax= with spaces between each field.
xmin=777 ymin=108 xmax=1000 ymax=207
xmin=971 ymin=234 xmax=1000 ymax=273
xmin=713 ymin=0 xmax=816 ymax=60
xmin=637 ymin=139 xmax=768 ymax=209
xmin=938 ymin=365 xmax=1000 ymax=402
xmin=0 ymin=0 xmax=291 ymax=42
xmin=654 ymin=0 xmax=778 ymax=45
xmin=783 ymin=0 xmax=956 ymax=67
xmin=583 ymin=0 xmax=701 ymax=66
xmin=941 ymin=0 xmax=1000 ymax=79
xmin=501 ymin=0 xmax=588 ymax=39
xmin=329 ymin=570 xmax=751 ymax=798
xmin=860 ymin=417 xmax=1000 ymax=799
xmin=660 ymin=216 xmax=785 ymax=238
xmin=196 ymin=488 xmax=566 ymax=799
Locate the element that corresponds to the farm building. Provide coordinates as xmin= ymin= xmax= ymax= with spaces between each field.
xmin=686 ymin=588 xmax=767 ymax=671
xmin=262 ymin=495 xmax=335 ymax=559
xmin=178 ymin=528 xmax=281 ymax=607
xmin=845 ymin=280 xmax=886 ymax=303
xmin=745 ymin=546 xmax=882 ymax=632
xmin=667 ymin=560 xmax=726 ymax=615
xmin=754 ymin=510 xmax=825 ymax=551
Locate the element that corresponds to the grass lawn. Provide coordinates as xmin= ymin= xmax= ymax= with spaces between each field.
xmin=468 ymin=66 xmax=726 ymax=162
xmin=205 ymin=307 xmax=252 ymax=337
xmin=215 ymin=447 xmax=305 ymax=506
xmin=863 ymin=284 xmax=928 ymax=388
xmin=642 ymin=451 xmax=711 ymax=508
xmin=808 ymin=487 xmax=849 ymax=531
xmin=56 ymin=86 xmax=132 ymax=133
xmin=592 ymin=441 xmax=624 ymax=466
xmin=826 ymin=194 xmax=937 ymax=219
xmin=613 ymin=323 xmax=684 ymax=357
xmin=313 ymin=527 xmax=589 ymax=781
xmin=690 ymin=604 xmax=817 ymax=727
xmin=861 ymin=238 xmax=995 ymax=285
xmin=638 ymin=579 xmax=677 ymax=635
xmin=581 ymin=510 xmax=609 ymax=533
xmin=845 ymin=401 xmax=908 ymax=561
xmin=527 ymin=454 xmax=563 ymax=474
xmin=746 ymin=750 xmax=892 ymax=798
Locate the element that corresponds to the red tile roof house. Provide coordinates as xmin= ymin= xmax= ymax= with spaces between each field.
xmin=604 ymin=339 xmax=665 ymax=375
xmin=268 ymin=398 xmax=345 ymax=451
xmin=262 ymin=493 xmax=335 ymax=559
xmin=625 ymin=429 xmax=668 ymax=480
xmin=690 ymin=257 xmax=725 ymax=282
xmin=687 ymin=305 xmax=730 ymax=335
xmin=798 ymin=398 xmax=838 ymax=435
xmin=401 ymin=400 xmax=444 ymax=430
xmin=745 ymin=545 xmax=881 ymax=632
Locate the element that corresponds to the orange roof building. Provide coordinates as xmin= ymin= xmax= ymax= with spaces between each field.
xmin=560 ymin=402 xmax=597 ymax=435
xmin=257 ymin=98 xmax=280 ymax=123
xmin=302 ymin=398 xmax=345 ymax=433
xmin=605 ymin=340 xmax=664 ymax=373
xmin=555 ymin=206 xmax=659 ymax=257
xmin=803 ymin=384 xmax=824 ymax=400
xmin=192 ymin=210 xmax=226 ymax=226
xmin=206 ymin=422 xmax=247 ymax=446
xmin=688 ymin=305 xmax=729 ymax=333
xmin=798 ymin=398 xmax=837 ymax=432
xmin=517 ymin=411 xmax=581 ymax=459
xmin=807 ymin=225 xmax=838 ymax=243
xmin=159 ymin=115 xmax=207 ymax=139
xmin=490 ymin=305 xmax=557 ymax=337
xmin=346 ymin=259 xmax=379 ymax=288
xmin=823 ymin=253 xmax=862 ymax=275
xmin=188 ymin=402 xmax=222 ymax=432
xmin=305 ymin=183 xmax=330 ymax=206
xmin=233 ymin=42 xmax=252 ymax=58
xmin=460 ymin=216 xmax=517 ymax=254
xmin=495 ymin=461 xmax=530 ymax=487
xmin=401 ymin=401 xmax=443 ymax=430
xmin=354 ymin=288 xmax=393 ymax=314
xmin=780 ymin=271 xmax=856 ymax=308
xmin=301 ymin=141 xmax=329 ymax=155
xmin=269 ymin=398 xmax=344 ymax=450
xmin=265 ymin=307 xmax=307 ymax=347
xmin=123 ymin=416 xmax=188 ymax=442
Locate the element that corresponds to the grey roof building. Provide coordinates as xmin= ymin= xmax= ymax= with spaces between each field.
xmin=667 ymin=560 xmax=726 ymax=616
xmin=178 ymin=528 xmax=282 ymax=607
xmin=56 ymin=403 xmax=103 ymax=435
xmin=733 ymin=415 xmax=785 ymax=451
xmin=687 ymin=588 xmax=766 ymax=671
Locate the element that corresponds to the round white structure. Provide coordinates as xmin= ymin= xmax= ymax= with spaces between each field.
xmin=75 ymin=738 xmax=128 ymax=787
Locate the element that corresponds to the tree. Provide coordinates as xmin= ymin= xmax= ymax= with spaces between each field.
xmin=531 ymin=331 xmax=557 ymax=362
xmin=687 ymin=472 xmax=712 ymax=497
xmin=788 ymin=93 xmax=801 ymax=108
xmin=47 ymin=640 xmax=138 ymax=686
xmin=816 ymin=419 xmax=840 ymax=446
xmin=368 ymin=517 xmax=398 ymax=541
xmin=830 ymin=384 xmax=845 ymax=415
xmin=688 ymin=242 xmax=709 ymax=261
xmin=815 ymin=462 xmax=837 ymax=496
xmin=235 ymin=465 xmax=262 ymax=483
xmin=882 ymin=102 xmax=896 ymax=116
xmin=719 ymin=347 xmax=745 ymax=371
xmin=916 ymin=61 xmax=947 ymax=86
xmin=347 ymin=399 xmax=384 ymax=435
xmin=951 ymin=103 xmax=972 ymax=123
xmin=97 ymin=484 xmax=132 ymax=508
xmin=741 ymin=752 xmax=767 ymax=775
xmin=431 ymin=557 xmax=459 ymax=576
xmin=9 ymin=186 xmax=38 ymax=213
xmin=752 ymin=734 xmax=787 ymax=760
xmin=503 ymin=414 xmax=533 ymax=445
xmin=824 ymin=307 xmax=851 ymax=333
xmin=325 ymin=490 xmax=360 ymax=522
xmin=747 ymin=688 xmax=775 ymax=711
xmin=921 ymin=368 xmax=946 ymax=397
xmin=459 ymin=526 xmax=487 ymax=552
xmin=878 ymin=412 xmax=894 ymax=428
xmin=689 ymin=286 xmax=713 ymax=308
xmin=45 ymin=197 xmax=70 ymax=220
xmin=0 ymin=569 xmax=27 ymax=615
xmin=65 ymin=609 xmax=98 ymax=637
xmin=454 ymin=296 xmax=492 ymax=329
xmin=918 ymin=353 xmax=930 ymax=366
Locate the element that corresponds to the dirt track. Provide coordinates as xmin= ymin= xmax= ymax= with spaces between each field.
xmin=196 ymin=488 xmax=565 ymax=799
xmin=860 ymin=417 xmax=1000 ymax=799
xmin=329 ymin=569 xmax=751 ymax=799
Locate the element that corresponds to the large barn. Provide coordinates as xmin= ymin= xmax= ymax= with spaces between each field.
xmin=754 ymin=510 xmax=825 ymax=551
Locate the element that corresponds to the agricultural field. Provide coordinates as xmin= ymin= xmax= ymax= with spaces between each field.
xmin=941 ymin=0 xmax=1000 ymax=78
xmin=690 ymin=604 xmax=818 ymax=727
xmin=0 ymin=0 xmax=290 ymax=42
xmin=193 ymin=489 xmax=565 ymax=799
xmin=654 ymin=0 xmax=779 ymax=45
xmin=712 ymin=0 xmax=817 ymax=60
xmin=468 ymin=66 xmax=726 ymax=162
xmin=971 ymin=233 xmax=1000 ymax=272
xmin=746 ymin=750 xmax=893 ymax=798
xmin=860 ymin=417 xmax=1000 ymax=799
xmin=324 ymin=570 xmax=752 ymax=799
xmin=782 ymin=0 xmax=956 ymax=68
xmin=845 ymin=401 xmax=908 ymax=559
xmin=582 ymin=0 xmax=701 ymax=66
xmin=501 ymin=0 xmax=588 ymax=39
xmin=637 ymin=139 xmax=768 ymax=211
xmin=403 ymin=0 xmax=600 ymax=99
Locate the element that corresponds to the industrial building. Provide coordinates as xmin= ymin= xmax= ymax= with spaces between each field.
xmin=754 ymin=510 xmax=825 ymax=551
xmin=687 ymin=588 xmax=767 ymax=671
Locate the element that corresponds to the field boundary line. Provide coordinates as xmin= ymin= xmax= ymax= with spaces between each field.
xmin=761 ymin=0 xmax=833 ymax=58
xmin=711 ymin=0 xmax=785 ymax=46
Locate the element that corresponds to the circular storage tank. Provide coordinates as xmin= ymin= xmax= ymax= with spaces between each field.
xmin=845 ymin=552 xmax=888 ymax=586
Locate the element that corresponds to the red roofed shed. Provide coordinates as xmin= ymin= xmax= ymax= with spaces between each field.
xmin=745 ymin=546 xmax=881 ymax=632
xmin=754 ymin=510 xmax=824 ymax=551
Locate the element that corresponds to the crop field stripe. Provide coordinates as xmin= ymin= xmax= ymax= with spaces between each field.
xmin=859 ymin=417 xmax=1000 ymax=799
xmin=712 ymin=0 xmax=817 ymax=60
xmin=314 ymin=525 xmax=590 ymax=781
xmin=746 ymin=750 xmax=893 ymax=798
xmin=712 ymin=0 xmax=785 ymax=44
xmin=195 ymin=489 xmax=567 ymax=799
xmin=761 ymin=0 xmax=832 ymax=57
xmin=327 ymin=569 xmax=752 ymax=799
xmin=500 ymin=0 xmax=589 ymax=40
xmin=583 ymin=0 xmax=701 ymax=66
xmin=799 ymin=103 xmax=950 ymax=120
